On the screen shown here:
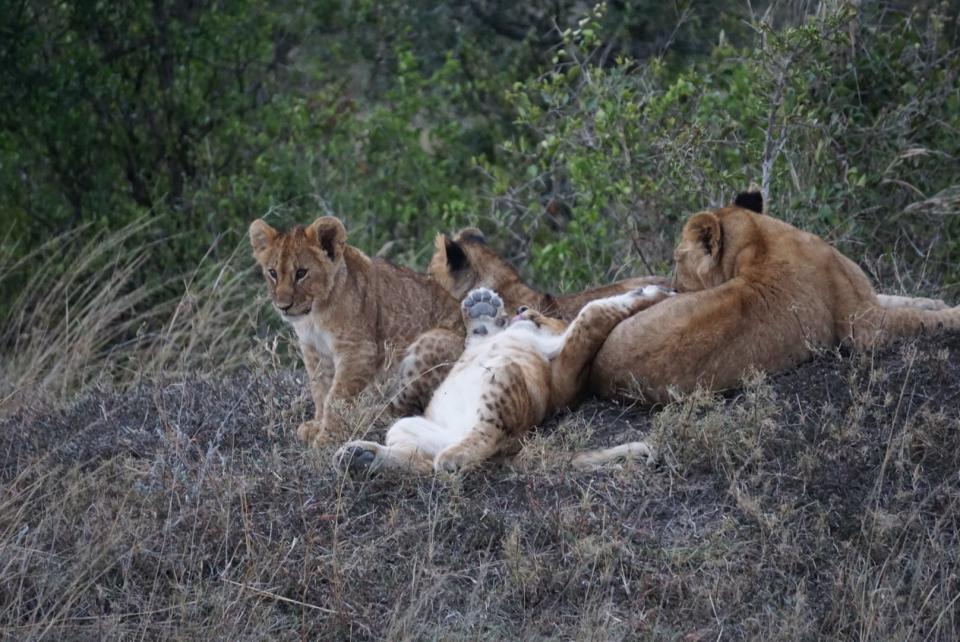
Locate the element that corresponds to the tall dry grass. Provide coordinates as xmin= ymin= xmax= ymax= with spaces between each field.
xmin=0 ymin=221 xmax=267 ymax=414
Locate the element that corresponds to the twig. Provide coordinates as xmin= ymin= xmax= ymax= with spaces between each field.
xmin=221 ymin=577 xmax=337 ymax=613
xmin=630 ymin=233 xmax=656 ymax=275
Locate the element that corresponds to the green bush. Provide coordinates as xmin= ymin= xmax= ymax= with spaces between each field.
xmin=2 ymin=1 xmax=958 ymax=315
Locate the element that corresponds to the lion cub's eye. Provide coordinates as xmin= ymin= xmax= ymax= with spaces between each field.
xmin=516 ymin=306 xmax=529 ymax=314
xmin=268 ymin=268 xmax=278 ymax=281
xmin=295 ymin=268 xmax=307 ymax=282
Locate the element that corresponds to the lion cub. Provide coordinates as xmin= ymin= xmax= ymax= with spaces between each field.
xmin=249 ymin=216 xmax=462 ymax=446
xmin=388 ymin=228 xmax=670 ymax=415
xmin=335 ymin=285 xmax=672 ymax=475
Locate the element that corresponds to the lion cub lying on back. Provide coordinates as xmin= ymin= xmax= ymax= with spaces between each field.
xmin=389 ymin=229 xmax=669 ymax=415
xmin=336 ymin=286 xmax=672 ymax=475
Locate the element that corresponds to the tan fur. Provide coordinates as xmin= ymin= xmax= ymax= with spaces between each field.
xmin=388 ymin=228 xmax=671 ymax=411
xmin=427 ymin=228 xmax=669 ymax=321
xmin=591 ymin=201 xmax=960 ymax=403
xmin=249 ymin=217 xmax=462 ymax=446
xmin=335 ymin=286 xmax=671 ymax=475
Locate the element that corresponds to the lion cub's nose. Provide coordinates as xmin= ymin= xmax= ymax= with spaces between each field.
xmin=279 ymin=302 xmax=293 ymax=312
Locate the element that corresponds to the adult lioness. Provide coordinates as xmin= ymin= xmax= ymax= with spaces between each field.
xmin=336 ymin=285 xmax=671 ymax=475
xmin=590 ymin=193 xmax=960 ymax=402
xmin=249 ymin=217 xmax=462 ymax=446
xmin=388 ymin=228 xmax=670 ymax=414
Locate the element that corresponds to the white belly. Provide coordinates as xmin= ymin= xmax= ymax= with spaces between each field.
xmin=425 ymin=330 xmax=542 ymax=432
xmin=425 ymin=360 xmax=487 ymax=440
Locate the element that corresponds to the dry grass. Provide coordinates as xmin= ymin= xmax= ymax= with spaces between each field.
xmin=1 ymin=226 xmax=959 ymax=639
xmin=0 ymin=222 xmax=268 ymax=413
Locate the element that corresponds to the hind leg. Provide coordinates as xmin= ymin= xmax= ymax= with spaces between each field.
xmin=551 ymin=285 xmax=674 ymax=405
xmin=334 ymin=416 xmax=459 ymax=476
xmin=433 ymin=420 xmax=509 ymax=473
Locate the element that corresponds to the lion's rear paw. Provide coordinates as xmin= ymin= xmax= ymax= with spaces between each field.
xmin=334 ymin=442 xmax=381 ymax=477
xmin=433 ymin=446 xmax=477 ymax=474
xmin=462 ymin=288 xmax=506 ymax=337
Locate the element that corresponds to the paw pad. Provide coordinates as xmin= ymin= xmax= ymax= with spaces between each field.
xmin=462 ymin=288 xmax=503 ymax=319
xmin=336 ymin=445 xmax=378 ymax=477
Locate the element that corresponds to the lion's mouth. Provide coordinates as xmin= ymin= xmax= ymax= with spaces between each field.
xmin=277 ymin=305 xmax=310 ymax=318
xmin=511 ymin=314 xmax=537 ymax=327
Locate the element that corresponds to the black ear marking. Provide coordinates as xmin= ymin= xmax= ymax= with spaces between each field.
xmin=317 ymin=227 xmax=339 ymax=260
xmin=445 ymin=238 xmax=468 ymax=272
xmin=460 ymin=231 xmax=486 ymax=245
xmin=734 ymin=191 xmax=764 ymax=213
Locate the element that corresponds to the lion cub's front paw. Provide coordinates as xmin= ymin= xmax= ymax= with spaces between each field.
xmin=634 ymin=284 xmax=676 ymax=299
xmin=296 ymin=420 xmax=324 ymax=443
xmin=296 ymin=419 xmax=344 ymax=448
xmin=462 ymin=287 xmax=506 ymax=337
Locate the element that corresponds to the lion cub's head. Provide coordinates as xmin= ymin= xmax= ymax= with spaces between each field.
xmin=248 ymin=217 xmax=347 ymax=319
xmin=510 ymin=305 xmax=567 ymax=335
xmin=673 ymin=190 xmax=764 ymax=293
xmin=428 ymin=228 xmax=522 ymax=300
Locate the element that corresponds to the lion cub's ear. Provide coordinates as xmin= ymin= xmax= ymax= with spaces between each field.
xmin=734 ymin=190 xmax=764 ymax=214
xmin=455 ymin=227 xmax=486 ymax=245
xmin=249 ymin=219 xmax=277 ymax=256
xmin=685 ymin=212 xmax=723 ymax=259
xmin=308 ymin=217 xmax=347 ymax=261
xmin=435 ymin=233 xmax=469 ymax=272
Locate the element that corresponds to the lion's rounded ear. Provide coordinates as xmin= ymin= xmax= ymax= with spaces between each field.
xmin=308 ymin=217 xmax=347 ymax=261
xmin=734 ymin=190 xmax=764 ymax=214
xmin=684 ymin=212 xmax=722 ymax=259
xmin=249 ymin=219 xmax=277 ymax=255
xmin=441 ymin=234 xmax=468 ymax=272
xmin=455 ymin=227 xmax=486 ymax=245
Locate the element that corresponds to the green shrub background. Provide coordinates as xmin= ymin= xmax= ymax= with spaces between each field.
xmin=3 ymin=0 xmax=958 ymax=303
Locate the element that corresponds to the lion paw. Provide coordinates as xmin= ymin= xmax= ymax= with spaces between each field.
xmin=634 ymin=284 xmax=676 ymax=299
xmin=433 ymin=446 xmax=478 ymax=474
xmin=462 ymin=287 xmax=506 ymax=337
xmin=333 ymin=442 xmax=381 ymax=477
xmin=296 ymin=420 xmax=324 ymax=442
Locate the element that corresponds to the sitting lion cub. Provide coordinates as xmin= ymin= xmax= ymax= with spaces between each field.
xmin=335 ymin=285 xmax=672 ymax=475
xmin=591 ymin=191 xmax=960 ymax=402
xmin=249 ymin=216 xmax=462 ymax=446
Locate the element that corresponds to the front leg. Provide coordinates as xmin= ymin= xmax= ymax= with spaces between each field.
xmin=296 ymin=343 xmax=335 ymax=443
xmin=551 ymin=285 xmax=674 ymax=406
xmin=311 ymin=340 xmax=380 ymax=447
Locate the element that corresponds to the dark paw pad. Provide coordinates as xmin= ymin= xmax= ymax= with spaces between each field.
xmin=341 ymin=446 xmax=377 ymax=476
xmin=462 ymin=288 xmax=503 ymax=319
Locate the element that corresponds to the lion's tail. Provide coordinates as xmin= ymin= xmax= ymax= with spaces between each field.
xmin=570 ymin=441 xmax=656 ymax=470
xmin=855 ymin=304 xmax=960 ymax=350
